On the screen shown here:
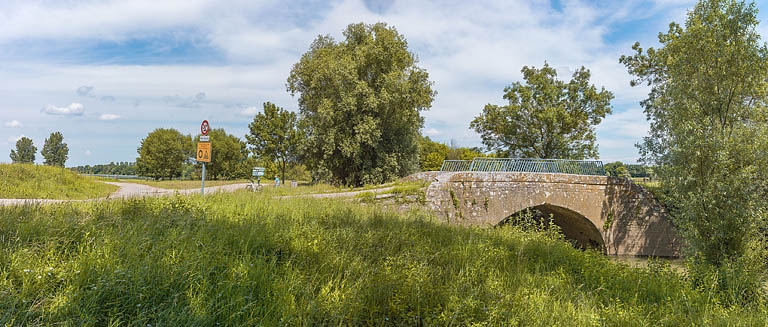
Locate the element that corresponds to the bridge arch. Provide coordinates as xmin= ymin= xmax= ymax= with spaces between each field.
xmin=423 ymin=171 xmax=682 ymax=257
xmin=501 ymin=204 xmax=605 ymax=252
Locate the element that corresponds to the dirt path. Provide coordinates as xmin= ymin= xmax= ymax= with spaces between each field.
xmin=104 ymin=182 xmax=250 ymax=198
xmin=0 ymin=181 xmax=396 ymax=206
xmin=0 ymin=182 xmax=249 ymax=206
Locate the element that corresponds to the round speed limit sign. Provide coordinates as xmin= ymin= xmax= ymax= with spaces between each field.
xmin=201 ymin=120 xmax=210 ymax=135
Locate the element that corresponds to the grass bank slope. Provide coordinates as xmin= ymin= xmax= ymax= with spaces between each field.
xmin=0 ymin=164 xmax=117 ymax=200
xmin=1 ymin=193 xmax=766 ymax=326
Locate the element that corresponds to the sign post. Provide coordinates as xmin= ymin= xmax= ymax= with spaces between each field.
xmin=252 ymin=167 xmax=265 ymax=185
xmin=197 ymin=120 xmax=211 ymax=195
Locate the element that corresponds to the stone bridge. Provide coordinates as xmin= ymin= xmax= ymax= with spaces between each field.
xmin=422 ymin=172 xmax=682 ymax=257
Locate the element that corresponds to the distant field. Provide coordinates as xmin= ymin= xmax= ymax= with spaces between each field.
xmin=0 ymin=164 xmax=117 ymax=200
xmin=1 ymin=193 xmax=766 ymax=325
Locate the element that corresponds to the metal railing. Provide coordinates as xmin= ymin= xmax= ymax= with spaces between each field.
xmin=440 ymin=158 xmax=605 ymax=176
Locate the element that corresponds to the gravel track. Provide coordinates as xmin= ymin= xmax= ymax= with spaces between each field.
xmin=0 ymin=182 xmax=395 ymax=206
xmin=0 ymin=182 xmax=249 ymax=206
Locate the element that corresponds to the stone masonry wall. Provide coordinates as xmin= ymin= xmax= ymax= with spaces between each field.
xmin=423 ymin=172 xmax=682 ymax=257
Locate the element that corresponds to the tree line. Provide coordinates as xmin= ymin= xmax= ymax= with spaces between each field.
xmin=70 ymin=162 xmax=137 ymax=176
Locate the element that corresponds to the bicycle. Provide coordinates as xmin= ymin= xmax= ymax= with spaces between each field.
xmin=245 ymin=179 xmax=263 ymax=192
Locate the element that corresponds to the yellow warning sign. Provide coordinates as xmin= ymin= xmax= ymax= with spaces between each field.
xmin=196 ymin=142 xmax=211 ymax=163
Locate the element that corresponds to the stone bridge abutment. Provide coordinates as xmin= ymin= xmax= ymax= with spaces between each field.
xmin=424 ymin=172 xmax=681 ymax=257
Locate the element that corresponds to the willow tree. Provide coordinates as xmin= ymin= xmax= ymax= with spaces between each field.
xmin=287 ymin=22 xmax=435 ymax=186
xmin=470 ymin=63 xmax=613 ymax=159
xmin=621 ymin=0 xmax=768 ymax=301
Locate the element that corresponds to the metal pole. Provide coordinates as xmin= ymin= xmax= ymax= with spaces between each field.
xmin=201 ymin=162 xmax=206 ymax=195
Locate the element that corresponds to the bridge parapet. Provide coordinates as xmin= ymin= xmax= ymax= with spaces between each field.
xmin=440 ymin=158 xmax=606 ymax=176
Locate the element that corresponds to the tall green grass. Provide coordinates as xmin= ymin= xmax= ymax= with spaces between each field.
xmin=0 ymin=164 xmax=117 ymax=199
xmin=1 ymin=192 xmax=766 ymax=325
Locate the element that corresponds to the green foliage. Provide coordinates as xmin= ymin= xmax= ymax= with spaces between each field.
xmin=246 ymin=102 xmax=300 ymax=184
xmin=197 ymin=128 xmax=247 ymax=180
xmin=9 ymin=137 xmax=36 ymax=164
xmin=418 ymin=136 xmax=449 ymax=171
xmin=625 ymin=164 xmax=650 ymax=178
xmin=418 ymin=137 xmax=485 ymax=171
xmin=70 ymin=162 xmax=137 ymax=176
xmin=422 ymin=152 xmax=445 ymax=171
xmin=41 ymin=132 xmax=69 ymax=167
xmin=287 ymin=22 xmax=435 ymax=186
xmin=136 ymin=128 xmax=193 ymax=180
xmin=0 ymin=163 xmax=117 ymax=199
xmin=604 ymin=161 xmax=631 ymax=178
xmin=621 ymin=0 xmax=768 ymax=300
xmin=470 ymin=62 xmax=613 ymax=159
xmin=1 ymin=193 xmax=767 ymax=325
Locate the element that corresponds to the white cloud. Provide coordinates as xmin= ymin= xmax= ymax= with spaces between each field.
xmin=42 ymin=103 xmax=85 ymax=116
xmin=423 ymin=128 xmax=440 ymax=136
xmin=4 ymin=120 xmax=22 ymax=128
xmin=99 ymin=113 xmax=121 ymax=120
xmin=0 ymin=0 xmax=213 ymax=42
xmin=85 ymin=150 xmax=92 ymax=156
xmin=240 ymin=106 xmax=259 ymax=116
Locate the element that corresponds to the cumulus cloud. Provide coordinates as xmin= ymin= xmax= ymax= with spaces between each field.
xmin=164 ymin=92 xmax=207 ymax=108
xmin=77 ymin=85 xmax=95 ymax=97
xmin=42 ymin=103 xmax=85 ymax=116
xmin=423 ymin=128 xmax=441 ymax=136
xmin=239 ymin=106 xmax=259 ymax=116
xmin=4 ymin=120 xmax=22 ymax=128
xmin=99 ymin=113 xmax=121 ymax=120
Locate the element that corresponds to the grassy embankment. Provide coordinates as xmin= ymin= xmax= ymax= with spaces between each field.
xmin=0 ymin=164 xmax=117 ymax=200
xmin=1 ymin=191 xmax=767 ymax=326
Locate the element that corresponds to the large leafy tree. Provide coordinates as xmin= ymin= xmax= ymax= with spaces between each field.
xmin=10 ymin=137 xmax=36 ymax=164
xmin=136 ymin=128 xmax=193 ymax=180
xmin=198 ymin=128 xmax=248 ymax=180
xmin=287 ymin=22 xmax=435 ymax=186
xmin=41 ymin=131 xmax=69 ymax=167
xmin=470 ymin=63 xmax=613 ymax=159
xmin=246 ymin=102 xmax=300 ymax=184
xmin=621 ymin=0 xmax=768 ymax=300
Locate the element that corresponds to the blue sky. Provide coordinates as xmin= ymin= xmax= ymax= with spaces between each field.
xmin=1 ymin=0 xmax=767 ymax=167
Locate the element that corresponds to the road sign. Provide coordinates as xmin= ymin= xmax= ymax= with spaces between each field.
xmin=196 ymin=142 xmax=211 ymax=162
xmin=201 ymin=120 xmax=210 ymax=136
xmin=200 ymin=135 xmax=210 ymax=142
xmin=252 ymin=167 xmax=265 ymax=177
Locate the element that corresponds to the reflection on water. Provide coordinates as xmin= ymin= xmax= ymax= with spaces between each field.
xmin=612 ymin=256 xmax=686 ymax=272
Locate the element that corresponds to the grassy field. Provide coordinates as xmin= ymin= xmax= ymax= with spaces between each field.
xmin=0 ymin=164 xmax=117 ymax=200
xmin=1 ymin=191 xmax=766 ymax=326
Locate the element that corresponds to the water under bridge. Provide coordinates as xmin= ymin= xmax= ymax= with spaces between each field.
xmin=420 ymin=158 xmax=681 ymax=257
